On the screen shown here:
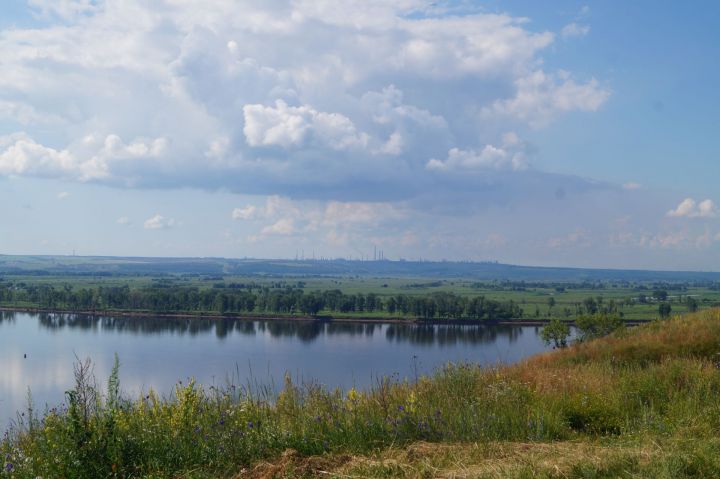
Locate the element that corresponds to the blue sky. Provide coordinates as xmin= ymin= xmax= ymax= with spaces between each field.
xmin=0 ymin=0 xmax=719 ymax=269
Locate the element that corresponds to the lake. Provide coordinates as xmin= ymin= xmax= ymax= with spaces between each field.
xmin=0 ymin=311 xmax=553 ymax=431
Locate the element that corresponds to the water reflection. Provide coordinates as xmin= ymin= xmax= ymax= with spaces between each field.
xmin=386 ymin=323 xmax=527 ymax=346
xmin=30 ymin=312 xmax=534 ymax=346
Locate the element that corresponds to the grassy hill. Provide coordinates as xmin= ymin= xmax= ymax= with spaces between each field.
xmin=3 ymin=310 xmax=720 ymax=478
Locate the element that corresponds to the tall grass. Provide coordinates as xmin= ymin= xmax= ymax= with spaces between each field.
xmin=3 ymin=310 xmax=720 ymax=478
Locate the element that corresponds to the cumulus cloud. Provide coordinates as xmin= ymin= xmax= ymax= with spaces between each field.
xmin=0 ymin=1 xmax=610 ymax=202
xmin=484 ymin=71 xmax=610 ymax=128
xmin=0 ymin=133 xmax=168 ymax=183
xmin=667 ymin=198 xmax=718 ymax=218
xmin=144 ymin=214 xmax=177 ymax=230
xmin=426 ymin=133 xmax=530 ymax=172
xmin=57 ymin=191 xmax=70 ymax=200
xmin=483 ymin=70 xmax=610 ymax=128
xmin=243 ymin=100 xmax=368 ymax=150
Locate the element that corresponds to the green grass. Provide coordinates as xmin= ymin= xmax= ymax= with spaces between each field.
xmin=3 ymin=309 xmax=720 ymax=478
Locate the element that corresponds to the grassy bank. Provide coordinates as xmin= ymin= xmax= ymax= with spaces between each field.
xmin=3 ymin=310 xmax=720 ymax=478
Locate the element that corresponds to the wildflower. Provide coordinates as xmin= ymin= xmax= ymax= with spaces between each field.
xmin=4 ymin=462 xmax=13 ymax=473
xmin=407 ymin=391 xmax=417 ymax=414
xmin=346 ymin=387 xmax=359 ymax=411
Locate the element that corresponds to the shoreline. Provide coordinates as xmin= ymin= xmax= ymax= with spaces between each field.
xmin=0 ymin=306 xmax=654 ymax=326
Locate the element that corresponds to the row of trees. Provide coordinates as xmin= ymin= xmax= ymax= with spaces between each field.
xmin=0 ymin=284 xmax=522 ymax=320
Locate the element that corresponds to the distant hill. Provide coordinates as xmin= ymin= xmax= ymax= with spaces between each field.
xmin=0 ymin=255 xmax=718 ymax=282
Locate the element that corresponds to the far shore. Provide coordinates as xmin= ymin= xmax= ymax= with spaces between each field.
xmin=0 ymin=306 xmax=654 ymax=326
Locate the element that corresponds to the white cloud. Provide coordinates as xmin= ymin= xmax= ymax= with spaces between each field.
xmin=232 ymin=205 xmax=258 ymax=220
xmin=667 ymin=198 xmax=718 ymax=218
xmin=427 ymin=132 xmax=530 ymax=172
xmin=427 ymin=145 xmax=528 ymax=172
xmin=0 ymin=133 xmax=168 ymax=184
xmin=143 ymin=214 xmax=177 ymax=230
xmin=484 ymin=70 xmax=610 ymax=128
xmin=243 ymin=100 xmax=368 ymax=150
xmin=116 ymin=216 xmax=130 ymax=225
xmin=561 ymin=23 xmax=590 ymax=38
xmin=0 ymin=100 xmax=65 ymax=126
xmin=0 ymin=1 xmax=610 ymax=200
xmin=57 ymin=191 xmax=70 ymax=200
xmin=0 ymin=134 xmax=103 ymax=181
xmin=261 ymin=218 xmax=296 ymax=236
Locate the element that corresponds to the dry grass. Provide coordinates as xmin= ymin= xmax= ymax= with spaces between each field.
xmin=232 ymin=441 xmax=657 ymax=478
xmin=232 ymin=311 xmax=720 ymax=478
xmin=526 ymin=309 xmax=720 ymax=367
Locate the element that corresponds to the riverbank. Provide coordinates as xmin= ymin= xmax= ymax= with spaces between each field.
xmin=2 ymin=309 xmax=717 ymax=478
xmin=0 ymin=306 xmax=654 ymax=326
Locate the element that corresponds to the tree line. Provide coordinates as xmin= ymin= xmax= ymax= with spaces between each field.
xmin=0 ymin=283 xmax=522 ymax=320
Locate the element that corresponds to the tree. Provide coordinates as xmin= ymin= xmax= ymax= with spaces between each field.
xmin=547 ymin=296 xmax=556 ymax=315
xmin=658 ymin=302 xmax=672 ymax=319
xmin=299 ymin=293 xmax=324 ymax=317
xmin=686 ymin=297 xmax=699 ymax=313
xmin=654 ymin=290 xmax=669 ymax=301
xmin=541 ymin=318 xmax=570 ymax=348
xmin=575 ymin=313 xmax=623 ymax=342
xmin=582 ymin=297 xmax=598 ymax=315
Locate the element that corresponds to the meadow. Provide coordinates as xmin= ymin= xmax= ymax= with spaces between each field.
xmin=2 ymin=308 xmax=720 ymax=478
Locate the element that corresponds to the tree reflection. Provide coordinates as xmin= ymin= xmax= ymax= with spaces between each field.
xmin=385 ymin=323 xmax=524 ymax=346
xmin=0 ymin=310 xmax=16 ymax=323
xmin=29 ymin=312 xmax=533 ymax=346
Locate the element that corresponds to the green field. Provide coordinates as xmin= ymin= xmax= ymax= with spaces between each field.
xmin=1 ymin=271 xmax=719 ymax=321
xmin=1 ymin=255 xmax=719 ymax=321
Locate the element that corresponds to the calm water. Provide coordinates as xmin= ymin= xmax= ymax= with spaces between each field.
xmin=0 ymin=311 xmax=552 ymax=431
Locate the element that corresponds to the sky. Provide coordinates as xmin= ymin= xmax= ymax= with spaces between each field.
xmin=0 ymin=0 xmax=719 ymax=270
